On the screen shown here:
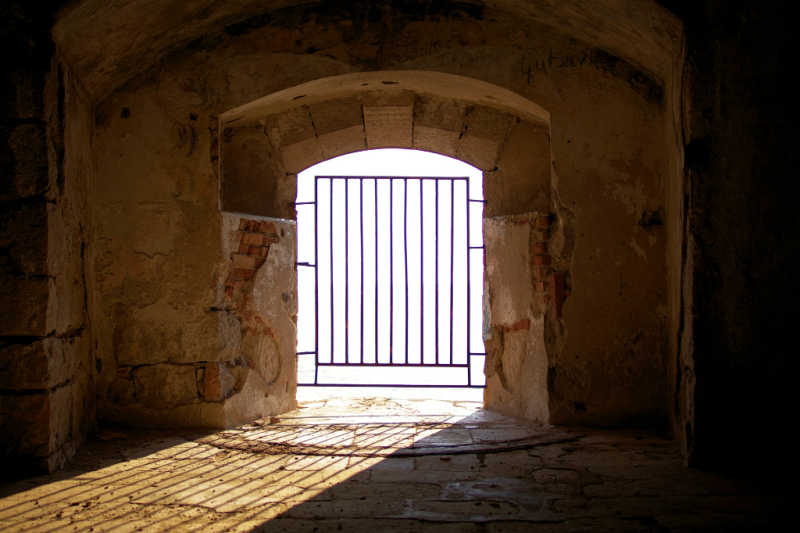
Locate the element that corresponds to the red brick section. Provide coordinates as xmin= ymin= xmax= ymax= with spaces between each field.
xmin=532 ymin=213 xmax=568 ymax=318
xmin=225 ymin=219 xmax=280 ymax=298
xmin=532 ymin=214 xmax=552 ymax=293
xmin=503 ymin=318 xmax=531 ymax=332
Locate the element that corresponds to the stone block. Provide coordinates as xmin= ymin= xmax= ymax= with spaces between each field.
xmin=133 ymin=364 xmax=199 ymax=407
xmin=456 ymin=107 xmax=515 ymax=170
xmin=201 ymin=362 xmax=236 ymax=401
xmin=464 ymin=106 xmax=515 ymax=140
xmin=364 ymin=105 xmax=412 ymax=148
xmin=483 ymin=215 xmax=550 ymax=423
xmin=0 ymin=275 xmax=49 ymax=336
xmin=108 ymin=372 xmax=136 ymax=406
xmin=221 ymin=126 xmax=294 ymax=219
xmin=115 ymin=320 xmax=174 ymax=366
xmin=6 ymin=68 xmax=45 ymax=121
xmin=114 ymin=300 xmax=189 ymax=365
xmin=46 ymin=201 xmax=86 ymax=335
xmin=494 ymin=120 xmax=551 ymax=214
xmin=69 ymin=367 xmax=93 ymax=456
xmin=413 ymin=126 xmax=460 ymax=158
xmin=231 ymin=253 xmax=258 ymax=270
xmin=0 ymin=391 xmax=50 ymax=461
xmin=48 ymin=382 xmax=73 ymax=456
xmin=1 ymin=123 xmax=48 ymax=202
xmin=0 ymin=339 xmax=49 ymax=389
xmin=281 ymin=136 xmax=323 ymax=173
xmin=0 ymin=337 xmax=77 ymax=390
xmin=309 ymin=99 xmax=362 ymax=136
xmin=0 ymin=200 xmax=48 ymax=276
xmin=414 ymin=96 xmax=466 ymax=132
xmin=180 ymin=311 xmax=233 ymax=363
xmin=457 ymin=133 xmax=502 ymax=171
xmin=276 ymin=106 xmax=315 ymax=146
xmin=318 ymin=125 xmax=366 ymax=159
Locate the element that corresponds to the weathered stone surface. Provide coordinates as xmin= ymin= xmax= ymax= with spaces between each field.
xmin=0 ymin=276 xmax=49 ymax=336
xmin=3 ymin=123 xmax=48 ymax=201
xmin=201 ymin=361 xmax=235 ymax=402
xmin=364 ymin=105 xmax=413 ymax=148
xmin=5 ymin=69 xmax=45 ymax=121
xmin=483 ymin=215 xmax=549 ymax=423
xmin=413 ymin=125 xmax=460 ymax=157
xmin=0 ymin=391 xmax=51 ymax=463
xmin=0 ymin=200 xmax=48 ymax=276
xmin=0 ymin=397 xmax=780 ymax=531
xmin=83 ymin=1 xmax=672 ymax=438
xmin=318 ymin=125 xmax=366 ymax=159
xmin=492 ymin=121 xmax=551 ymax=215
xmin=457 ymin=107 xmax=515 ymax=171
xmin=108 ymin=370 xmax=136 ymax=406
xmin=222 ymin=125 xmax=294 ymax=218
xmin=133 ymin=364 xmax=199 ymax=408
xmin=114 ymin=306 xmax=182 ymax=366
xmin=280 ymin=136 xmax=323 ymax=173
xmin=276 ymin=105 xmax=315 ymax=146
xmin=413 ymin=97 xmax=466 ymax=158
xmin=46 ymin=199 xmax=87 ymax=335
xmin=309 ymin=99 xmax=363 ymax=137
xmin=0 ymin=337 xmax=80 ymax=390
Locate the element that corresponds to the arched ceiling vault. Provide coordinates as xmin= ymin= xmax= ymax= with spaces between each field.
xmin=53 ymin=0 xmax=681 ymax=102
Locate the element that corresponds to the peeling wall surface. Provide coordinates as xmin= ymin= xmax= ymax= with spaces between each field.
xmin=83 ymin=1 xmax=678 ymax=429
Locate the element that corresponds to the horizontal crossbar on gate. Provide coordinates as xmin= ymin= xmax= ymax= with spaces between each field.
xmin=297 ymin=383 xmax=486 ymax=388
xmin=295 ymin=174 xmax=486 ymax=388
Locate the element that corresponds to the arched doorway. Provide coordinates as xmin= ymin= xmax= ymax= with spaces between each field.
xmin=219 ymin=71 xmax=554 ymax=422
xmin=294 ymin=149 xmax=486 ymax=400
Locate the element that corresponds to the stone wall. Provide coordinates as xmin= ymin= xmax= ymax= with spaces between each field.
xmin=2 ymin=0 xmax=792 ymax=480
xmin=483 ymin=213 xmax=556 ymax=422
xmin=666 ymin=0 xmax=795 ymax=475
xmin=1 ymin=2 xmax=95 ymax=473
xmin=88 ymin=3 xmax=676 ymax=429
xmin=95 ymin=208 xmax=297 ymax=427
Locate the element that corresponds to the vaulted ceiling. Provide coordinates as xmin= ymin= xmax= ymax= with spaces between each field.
xmin=52 ymin=0 xmax=681 ymax=101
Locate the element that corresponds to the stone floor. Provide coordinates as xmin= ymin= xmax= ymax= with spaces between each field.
xmin=0 ymin=397 xmax=784 ymax=532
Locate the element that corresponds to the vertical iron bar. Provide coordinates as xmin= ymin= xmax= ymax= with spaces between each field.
xmin=374 ymin=179 xmax=379 ymax=365
xmin=435 ymin=180 xmax=439 ymax=365
xmin=314 ymin=177 xmax=319 ymax=385
xmin=449 ymin=179 xmax=454 ymax=366
xmin=329 ymin=178 xmax=334 ymax=365
xmin=420 ymin=178 xmax=424 ymax=364
xmin=359 ymin=178 xmax=364 ymax=364
xmin=344 ymin=178 xmax=349 ymax=364
xmin=466 ymin=179 xmax=472 ymax=386
xmin=389 ymin=178 xmax=394 ymax=364
xmin=404 ymin=178 xmax=409 ymax=365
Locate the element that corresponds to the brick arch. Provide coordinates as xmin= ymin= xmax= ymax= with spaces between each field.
xmin=220 ymin=71 xmax=552 ymax=220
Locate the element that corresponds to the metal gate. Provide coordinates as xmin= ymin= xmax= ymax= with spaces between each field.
xmin=296 ymin=176 xmax=485 ymax=388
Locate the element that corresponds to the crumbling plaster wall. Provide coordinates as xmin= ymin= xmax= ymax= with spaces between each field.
xmin=90 ymin=95 xmax=298 ymax=427
xmin=89 ymin=3 xmax=678 ymax=428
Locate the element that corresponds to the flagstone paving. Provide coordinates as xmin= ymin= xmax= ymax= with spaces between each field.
xmin=0 ymin=397 xmax=783 ymax=531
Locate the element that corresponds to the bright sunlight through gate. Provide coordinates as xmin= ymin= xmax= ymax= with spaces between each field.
xmin=295 ymin=151 xmax=486 ymax=388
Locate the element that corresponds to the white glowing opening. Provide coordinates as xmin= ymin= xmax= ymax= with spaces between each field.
xmin=295 ymin=149 xmax=485 ymax=393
